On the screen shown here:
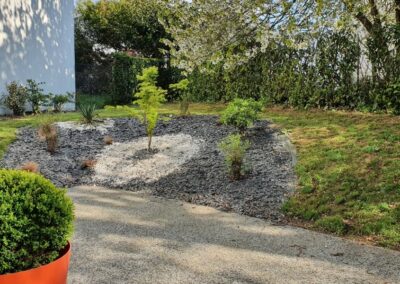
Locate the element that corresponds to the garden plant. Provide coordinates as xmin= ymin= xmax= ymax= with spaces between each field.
xmin=134 ymin=66 xmax=166 ymax=151
xmin=25 ymin=79 xmax=47 ymax=114
xmin=38 ymin=116 xmax=58 ymax=154
xmin=169 ymin=78 xmax=191 ymax=116
xmin=0 ymin=170 xmax=74 ymax=274
xmin=1 ymin=81 xmax=27 ymax=116
xmin=220 ymin=98 xmax=263 ymax=133
xmin=50 ymin=93 xmax=73 ymax=113
xmin=219 ymin=133 xmax=250 ymax=180
xmin=78 ymin=102 xmax=98 ymax=124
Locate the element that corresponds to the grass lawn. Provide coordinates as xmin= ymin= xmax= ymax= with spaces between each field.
xmin=1 ymin=103 xmax=400 ymax=249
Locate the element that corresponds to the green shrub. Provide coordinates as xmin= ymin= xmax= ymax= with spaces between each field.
xmin=78 ymin=102 xmax=97 ymax=124
xmin=0 ymin=170 xmax=74 ymax=274
xmin=50 ymin=93 xmax=73 ymax=113
xmin=220 ymin=98 xmax=263 ymax=132
xmin=169 ymin=78 xmax=190 ymax=116
xmin=1 ymin=81 xmax=27 ymax=116
xmin=26 ymin=79 xmax=48 ymax=114
xmin=384 ymin=80 xmax=400 ymax=114
xmin=218 ymin=134 xmax=250 ymax=180
xmin=316 ymin=216 xmax=346 ymax=235
xmin=134 ymin=66 xmax=167 ymax=150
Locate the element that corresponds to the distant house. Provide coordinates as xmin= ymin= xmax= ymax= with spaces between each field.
xmin=0 ymin=0 xmax=76 ymax=114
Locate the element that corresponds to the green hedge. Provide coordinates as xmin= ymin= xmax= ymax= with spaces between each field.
xmin=0 ymin=170 xmax=74 ymax=274
xmin=111 ymin=53 xmax=159 ymax=105
xmin=111 ymin=53 xmax=182 ymax=105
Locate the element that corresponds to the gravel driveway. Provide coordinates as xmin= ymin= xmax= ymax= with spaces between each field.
xmin=68 ymin=185 xmax=400 ymax=284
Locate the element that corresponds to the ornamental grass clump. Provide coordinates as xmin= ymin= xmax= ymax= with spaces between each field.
xmin=221 ymin=98 xmax=263 ymax=133
xmin=20 ymin=161 xmax=40 ymax=173
xmin=78 ymin=102 xmax=97 ymax=124
xmin=218 ymin=134 xmax=250 ymax=180
xmin=38 ymin=116 xmax=58 ymax=154
xmin=134 ymin=66 xmax=167 ymax=151
xmin=0 ymin=170 xmax=74 ymax=274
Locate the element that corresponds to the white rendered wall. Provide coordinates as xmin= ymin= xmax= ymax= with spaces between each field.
xmin=0 ymin=0 xmax=76 ymax=114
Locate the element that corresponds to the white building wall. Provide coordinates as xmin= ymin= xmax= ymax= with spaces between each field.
xmin=0 ymin=0 xmax=76 ymax=114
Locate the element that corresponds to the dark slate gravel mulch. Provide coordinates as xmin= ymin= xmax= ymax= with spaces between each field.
xmin=2 ymin=115 xmax=296 ymax=222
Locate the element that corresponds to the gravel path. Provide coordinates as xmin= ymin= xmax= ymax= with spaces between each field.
xmin=68 ymin=185 xmax=400 ymax=284
xmin=2 ymin=116 xmax=296 ymax=221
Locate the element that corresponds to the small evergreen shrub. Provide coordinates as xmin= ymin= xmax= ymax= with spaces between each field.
xmin=170 ymin=78 xmax=191 ymax=116
xmin=1 ymin=81 xmax=27 ymax=116
xmin=26 ymin=79 xmax=48 ymax=114
xmin=78 ymin=102 xmax=97 ymax=124
xmin=134 ymin=66 xmax=167 ymax=151
xmin=50 ymin=93 xmax=73 ymax=113
xmin=220 ymin=98 xmax=263 ymax=132
xmin=218 ymin=134 xmax=250 ymax=180
xmin=0 ymin=170 xmax=74 ymax=274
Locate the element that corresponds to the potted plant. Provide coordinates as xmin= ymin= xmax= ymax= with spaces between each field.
xmin=0 ymin=170 xmax=74 ymax=284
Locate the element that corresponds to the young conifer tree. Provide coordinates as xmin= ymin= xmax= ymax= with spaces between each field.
xmin=134 ymin=66 xmax=167 ymax=150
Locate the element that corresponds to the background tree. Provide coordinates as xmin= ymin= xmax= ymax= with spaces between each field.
xmin=77 ymin=0 xmax=168 ymax=57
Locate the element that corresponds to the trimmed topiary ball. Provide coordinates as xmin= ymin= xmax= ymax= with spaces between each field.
xmin=0 ymin=170 xmax=74 ymax=274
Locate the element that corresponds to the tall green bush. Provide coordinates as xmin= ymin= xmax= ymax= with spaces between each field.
xmin=0 ymin=170 xmax=74 ymax=274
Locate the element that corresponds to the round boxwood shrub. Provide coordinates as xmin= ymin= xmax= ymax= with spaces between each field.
xmin=0 ymin=170 xmax=74 ymax=274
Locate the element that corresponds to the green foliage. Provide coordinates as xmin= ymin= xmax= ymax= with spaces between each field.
xmin=218 ymin=134 xmax=250 ymax=180
xmin=383 ymin=80 xmax=400 ymax=114
xmin=316 ymin=216 xmax=346 ymax=235
xmin=25 ymin=80 xmax=48 ymax=114
xmin=50 ymin=93 xmax=73 ymax=113
xmin=134 ymin=66 xmax=167 ymax=150
xmin=170 ymin=78 xmax=190 ymax=116
xmin=111 ymin=53 xmax=159 ymax=105
xmin=221 ymin=99 xmax=263 ymax=132
xmin=78 ymin=102 xmax=98 ymax=124
xmin=1 ymin=81 xmax=27 ymax=116
xmin=0 ymin=170 xmax=74 ymax=274
xmin=77 ymin=0 xmax=167 ymax=57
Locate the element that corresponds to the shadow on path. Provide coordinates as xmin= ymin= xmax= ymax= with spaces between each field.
xmin=68 ymin=186 xmax=400 ymax=284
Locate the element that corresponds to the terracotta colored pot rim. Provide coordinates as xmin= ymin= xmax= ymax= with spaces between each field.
xmin=1 ymin=241 xmax=71 ymax=276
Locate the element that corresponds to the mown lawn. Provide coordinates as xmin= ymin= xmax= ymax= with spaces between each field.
xmin=1 ymin=103 xmax=399 ymax=249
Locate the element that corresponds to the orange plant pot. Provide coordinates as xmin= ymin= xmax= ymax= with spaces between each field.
xmin=0 ymin=242 xmax=71 ymax=284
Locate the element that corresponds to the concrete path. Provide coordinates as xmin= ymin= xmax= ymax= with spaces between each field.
xmin=68 ymin=186 xmax=400 ymax=284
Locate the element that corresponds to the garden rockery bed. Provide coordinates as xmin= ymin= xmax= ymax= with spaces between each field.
xmin=2 ymin=115 xmax=296 ymax=222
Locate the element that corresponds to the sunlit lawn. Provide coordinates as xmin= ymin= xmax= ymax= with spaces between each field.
xmin=1 ymin=103 xmax=400 ymax=249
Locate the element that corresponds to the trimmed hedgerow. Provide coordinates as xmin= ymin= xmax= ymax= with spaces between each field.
xmin=0 ymin=170 xmax=74 ymax=274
